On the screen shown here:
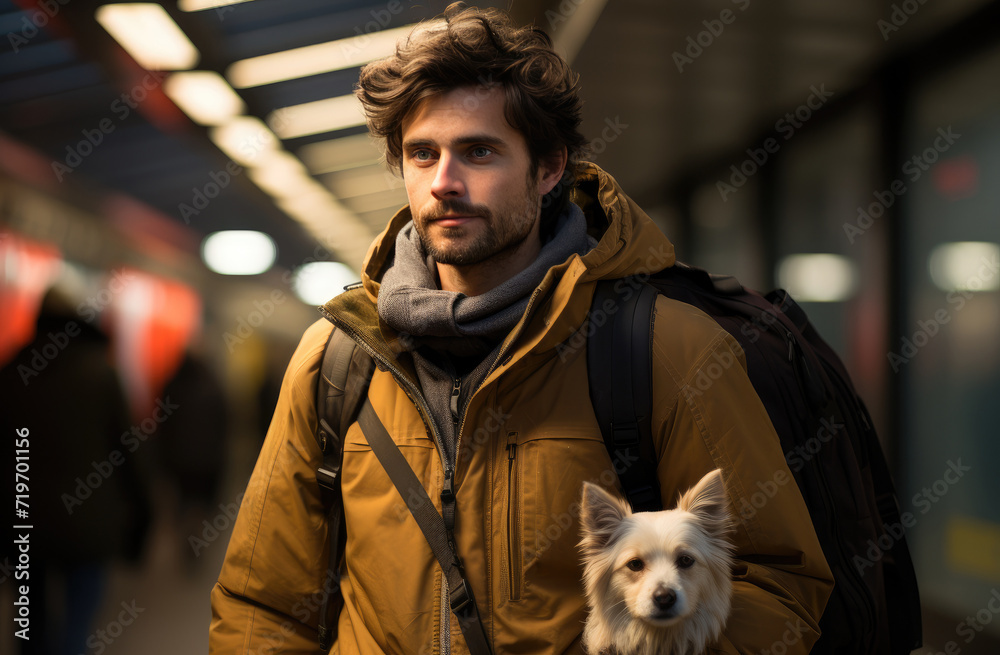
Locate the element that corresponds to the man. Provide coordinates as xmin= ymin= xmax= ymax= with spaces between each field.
xmin=210 ymin=4 xmax=833 ymax=654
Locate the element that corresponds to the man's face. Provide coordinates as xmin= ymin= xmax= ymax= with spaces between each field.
xmin=401 ymin=85 xmax=551 ymax=268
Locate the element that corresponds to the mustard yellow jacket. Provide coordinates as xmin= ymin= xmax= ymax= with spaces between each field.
xmin=210 ymin=163 xmax=833 ymax=654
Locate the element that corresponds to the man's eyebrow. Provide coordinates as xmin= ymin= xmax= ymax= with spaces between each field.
xmin=403 ymin=134 xmax=508 ymax=149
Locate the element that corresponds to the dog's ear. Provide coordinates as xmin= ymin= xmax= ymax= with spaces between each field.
xmin=579 ymin=482 xmax=631 ymax=552
xmin=676 ymin=469 xmax=732 ymax=538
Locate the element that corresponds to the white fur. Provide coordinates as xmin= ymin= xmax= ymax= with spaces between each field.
xmin=578 ymin=469 xmax=734 ymax=655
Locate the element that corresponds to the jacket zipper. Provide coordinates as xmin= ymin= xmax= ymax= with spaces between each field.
xmin=450 ymin=378 xmax=462 ymax=428
xmin=505 ymin=431 xmax=522 ymax=600
xmin=452 ymin=285 xmax=547 ymax=463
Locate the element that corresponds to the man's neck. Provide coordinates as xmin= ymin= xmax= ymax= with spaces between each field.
xmin=437 ymin=237 xmax=542 ymax=296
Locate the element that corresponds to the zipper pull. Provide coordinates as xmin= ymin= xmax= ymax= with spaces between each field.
xmin=506 ymin=432 xmax=517 ymax=460
xmin=450 ymin=378 xmax=461 ymax=424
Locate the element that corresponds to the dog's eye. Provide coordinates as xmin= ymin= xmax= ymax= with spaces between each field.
xmin=625 ymin=558 xmax=644 ymax=572
xmin=677 ymin=555 xmax=695 ymax=569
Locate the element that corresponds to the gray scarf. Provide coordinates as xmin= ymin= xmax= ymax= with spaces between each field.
xmin=378 ymin=203 xmax=593 ymax=355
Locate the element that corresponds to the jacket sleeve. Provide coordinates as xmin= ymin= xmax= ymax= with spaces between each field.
xmin=650 ymin=299 xmax=834 ymax=654
xmin=210 ymin=319 xmax=335 ymax=654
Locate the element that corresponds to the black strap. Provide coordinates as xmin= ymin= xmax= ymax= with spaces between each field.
xmin=315 ymin=327 xmax=374 ymax=651
xmin=587 ymin=278 xmax=662 ymax=512
xmin=357 ymin=400 xmax=493 ymax=655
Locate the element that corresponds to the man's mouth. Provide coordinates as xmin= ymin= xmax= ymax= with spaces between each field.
xmin=432 ymin=215 xmax=478 ymax=227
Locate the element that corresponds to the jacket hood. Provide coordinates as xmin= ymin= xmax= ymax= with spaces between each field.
xmin=358 ymin=161 xmax=675 ymax=302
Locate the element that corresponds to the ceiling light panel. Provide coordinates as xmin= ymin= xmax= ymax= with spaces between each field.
xmin=96 ymin=3 xmax=200 ymax=70
xmin=179 ymin=0 xmax=253 ymax=11
xmin=299 ymin=133 xmax=383 ymax=174
xmin=210 ymin=116 xmax=281 ymax=166
xmin=228 ymin=25 xmax=415 ymax=88
xmin=270 ymin=95 xmax=366 ymax=140
xmin=164 ymin=71 xmax=246 ymax=125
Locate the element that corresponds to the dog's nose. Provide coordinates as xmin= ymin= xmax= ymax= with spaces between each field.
xmin=653 ymin=589 xmax=677 ymax=610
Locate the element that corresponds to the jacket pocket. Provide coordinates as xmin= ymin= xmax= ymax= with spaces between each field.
xmin=517 ymin=429 xmax=610 ymax=601
xmin=505 ymin=431 xmax=522 ymax=601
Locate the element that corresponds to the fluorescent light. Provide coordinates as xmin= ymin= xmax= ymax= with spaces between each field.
xmin=179 ymin=0 xmax=252 ymax=11
xmin=248 ymin=151 xmax=315 ymax=199
xmin=202 ymin=231 xmax=276 ymax=275
xmin=96 ymin=3 xmax=200 ymax=70
xmin=324 ymin=164 xmax=404 ymax=198
xmin=164 ymin=71 xmax=246 ymax=125
xmin=292 ymin=262 xmax=359 ymax=305
xmin=269 ymin=95 xmax=366 ymax=140
xmin=228 ymin=25 xmax=415 ymax=88
xmin=929 ymin=242 xmax=1000 ymax=292
xmin=346 ymin=188 xmax=409 ymax=214
xmin=210 ymin=116 xmax=281 ymax=166
xmin=299 ymin=133 xmax=382 ymax=174
xmin=777 ymin=254 xmax=857 ymax=302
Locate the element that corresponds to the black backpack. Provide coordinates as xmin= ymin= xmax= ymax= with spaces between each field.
xmin=312 ymin=263 xmax=922 ymax=654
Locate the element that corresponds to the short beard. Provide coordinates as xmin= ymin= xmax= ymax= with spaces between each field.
xmin=413 ymin=182 xmax=540 ymax=268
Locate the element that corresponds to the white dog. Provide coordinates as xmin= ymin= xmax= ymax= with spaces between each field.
xmin=578 ymin=469 xmax=734 ymax=655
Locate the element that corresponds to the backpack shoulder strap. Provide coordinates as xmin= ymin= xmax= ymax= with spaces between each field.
xmin=356 ymin=399 xmax=493 ymax=655
xmin=587 ymin=278 xmax=662 ymax=512
xmin=315 ymin=325 xmax=375 ymax=651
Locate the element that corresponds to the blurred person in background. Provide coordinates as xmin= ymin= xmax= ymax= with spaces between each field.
xmin=152 ymin=349 xmax=229 ymax=570
xmin=1 ymin=286 xmax=152 ymax=655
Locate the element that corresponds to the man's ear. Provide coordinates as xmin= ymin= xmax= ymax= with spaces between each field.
xmin=536 ymin=146 xmax=568 ymax=196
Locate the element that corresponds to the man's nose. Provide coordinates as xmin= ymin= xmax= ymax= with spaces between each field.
xmin=430 ymin=152 xmax=466 ymax=198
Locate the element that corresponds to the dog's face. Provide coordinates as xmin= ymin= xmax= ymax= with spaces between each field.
xmin=605 ymin=509 xmax=721 ymax=626
xmin=579 ymin=469 xmax=734 ymax=653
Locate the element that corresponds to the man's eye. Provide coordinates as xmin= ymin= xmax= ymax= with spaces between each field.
xmin=412 ymin=149 xmax=434 ymax=161
xmin=470 ymin=146 xmax=493 ymax=158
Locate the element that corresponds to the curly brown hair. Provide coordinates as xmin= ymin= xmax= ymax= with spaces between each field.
xmin=355 ymin=2 xmax=586 ymax=230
